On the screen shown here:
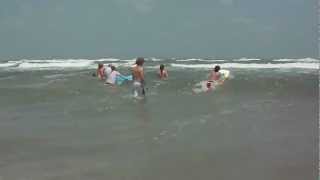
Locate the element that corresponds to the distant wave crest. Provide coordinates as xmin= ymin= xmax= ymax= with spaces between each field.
xmin=171 ymin=62 xmax=319 ymax=69
xmin=0 ymin=58 xmax=318 ymax=71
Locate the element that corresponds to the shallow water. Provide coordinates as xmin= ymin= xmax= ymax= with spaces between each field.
xmin=0 ymin=67 xmax=318 ymax=180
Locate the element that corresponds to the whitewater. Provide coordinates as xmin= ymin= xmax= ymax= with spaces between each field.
xmin=0 ymin=57 xmax=318 ymax=71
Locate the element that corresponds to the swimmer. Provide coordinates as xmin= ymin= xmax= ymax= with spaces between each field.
xmin=206 ymin=65 xmax=222 ymax=90
xmin=96 ymin=63 xmax=105 ymax=80
xmin=105 ymin=66 xmax=121 ymax=85
xmin=158 ymin=64 xmax=168 ymax=79
xmin=132 ymin=57 xmax=145 ymax=97
xmin=105 ymin=64 xmax=112 ymax=80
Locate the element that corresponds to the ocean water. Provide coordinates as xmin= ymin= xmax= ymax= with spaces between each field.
xmin=0 ymin=58 xmax=318 ymax=180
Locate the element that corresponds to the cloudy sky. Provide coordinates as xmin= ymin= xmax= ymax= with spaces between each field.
xmin=0 ymin=0 xmax=317 ymax=59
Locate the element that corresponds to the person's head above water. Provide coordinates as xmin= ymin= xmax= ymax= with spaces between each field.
xmin=98 ymin=63 xmax=104 ymax=69
xmin=136 ymin=57 xmax=145 ymax=66
xmin=111 ymin=66 xmax=116 ymax=71
xmin=214 ymin=65 xmax=221 ymax=72
xmin=160 ymin=64 xmax=165 ymax=71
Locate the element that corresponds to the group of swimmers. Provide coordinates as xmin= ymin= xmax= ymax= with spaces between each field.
xmin=95 ymin=57 xmax=224 ymax=96
xmin=96 ymin=64 xmax=123 ymax=85
xmin=95 ymin=58 xmax=168 ymax=97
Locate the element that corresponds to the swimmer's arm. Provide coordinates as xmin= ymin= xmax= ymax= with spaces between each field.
xmin=139 ymin=68 xmax=144 ymax=80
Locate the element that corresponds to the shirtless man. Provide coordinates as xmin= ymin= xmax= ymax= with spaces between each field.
xmin=132 ymin=57 xmax=145 ymax=97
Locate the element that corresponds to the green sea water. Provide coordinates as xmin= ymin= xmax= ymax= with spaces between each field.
xmin=0 ymin=65 xmax=318 ymax=180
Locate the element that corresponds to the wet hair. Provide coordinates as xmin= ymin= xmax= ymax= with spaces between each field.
xmin=98 ymin=63 xmax=103 ymax=69
xmin=214 ymin=65 xmax=221 ymax=72
xmin=136 ymin=57 xmax=145 ymax=66
xmin=111 ymin=66 xmax=116 ymax=71
xmin=160 ymin=64 xmax=165 ymax=71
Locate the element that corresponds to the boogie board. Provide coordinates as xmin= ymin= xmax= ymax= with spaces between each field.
xmin=116 ymin=75 xmax=133 ymax=85
xmin=192 ymin=69 xmax=230 ymax=94
xmin=220 ymin=69 xmax=230 ymax=79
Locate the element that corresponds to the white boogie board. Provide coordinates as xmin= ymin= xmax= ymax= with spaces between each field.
xmin=192 ymin=69 xmax=230 ymax=94
xmin=220 ymin=69 xmax=230 ymax=79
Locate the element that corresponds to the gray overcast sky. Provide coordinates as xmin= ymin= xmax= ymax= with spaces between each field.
xmin=0 ymin=0 xmax=318 ymax=59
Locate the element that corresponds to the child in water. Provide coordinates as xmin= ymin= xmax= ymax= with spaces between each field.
xmin=206 ymin=65 xmax=222 ymax=90
xmin=105 ymin=66 xmax=121 ymax=85
xmin=96 ymin=63 xmax=105 ymax=80
xmin=158 ymin=64 xmax=168 ymax=79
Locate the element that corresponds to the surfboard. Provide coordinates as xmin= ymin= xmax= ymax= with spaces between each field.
xmin=192 ymin=70 xmax=230 ymax=94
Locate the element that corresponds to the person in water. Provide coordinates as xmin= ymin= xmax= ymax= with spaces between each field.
xmin=105 ymin=65 xmax=121 ymax=85
xmin=132 ymin=57 xmax=145 ymax=97
xmin=104 ymin=64 xmax=112 ymax=80
xmin=97 ymin=63 xmax=105 ymax=80
xmin=207 ymin=65 xmax=222 ymax=89
xmin=158 ymin=64 xmax=168 ymax=79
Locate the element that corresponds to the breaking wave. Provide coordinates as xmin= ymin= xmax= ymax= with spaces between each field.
xmin=0 ymin=58 xmax=318 ymax=71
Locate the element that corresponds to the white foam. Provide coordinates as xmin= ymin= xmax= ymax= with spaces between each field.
xmin=14 ymin=59 xmax=93 ymax=63
xmin=7 ymin=58 xmax=120 ymax=64
xmin=0 ymin=62 xmax=18 ymax=68
xmin=109 ymin=62 xmax=134 ymax=67
xmin=233 ymin=58 xmax=261 ymax=61
xmin=171 ymin=63 xmax=319 ymax=69
xmin=95 ymin=58 xmax=120 ymax=62
xmin=176 ymin=59 xmax=226 ymax=62
xmin=148 ymin=57 xmax=163 ymax=61
xmin=176 ymin=58 xmax=199 ymax=62
xmin=109 ymin=63 xmax=159 ymax=69
xmin=1 ymin=58 xmax=319 ymax=71
xmin=273 ymin=58 xmax=319 ymax=62
xmin=122 ymin=59 xmax=137 ymax=63
xmin=1 ymin=59 xmax=99 ymax=70
xmin=17 ymin=61 xmax=93 ymax=69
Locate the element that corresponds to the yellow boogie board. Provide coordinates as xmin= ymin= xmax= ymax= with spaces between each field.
xmin=192 ymin=69 xmax=230 ymax=94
